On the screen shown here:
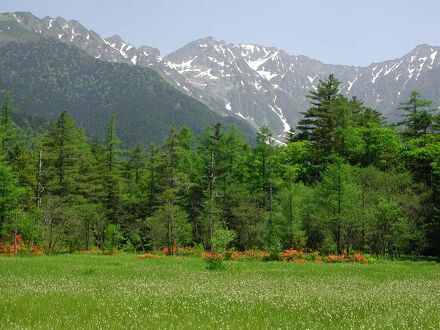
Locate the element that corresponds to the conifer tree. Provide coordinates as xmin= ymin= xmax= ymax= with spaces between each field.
xmin=102 ymin=113 xmax=122 ymax=223
xmin=399 ymin=90 xmax=434 ymax=138
xmin=296 ymin=74 xmax=342 ymax=144
xmin=197 ymin=123 xmax=226 ymax=246
xmin=146 ymin=127 xmax=193 ymax=252
xmin=0 ymin=92 xmax=22 ymax=161
xmin=0 ymin=163 xmax=23 ymax=237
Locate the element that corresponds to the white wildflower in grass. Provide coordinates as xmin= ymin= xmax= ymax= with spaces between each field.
xmin=0 ymin=255 xmax=439 ymax=329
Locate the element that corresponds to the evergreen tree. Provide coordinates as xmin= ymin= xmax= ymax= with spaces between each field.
xmin=296 ymin=74 xmax=342 ymax=144
xmin=145 ymin=143 xmax=161 ymax=215
xmin=146 ymin=127 xmax=194 ymax=251
xmin=399 ymin=90 xmax=434 ymax=139
xmin=43 ymin=111 xmax=84 ymax=196
xmin=197 ymin=123 xmax=227 ymax=246
xmin=0 ymin=92 xmax=19 ymax=157
xmin=102 ymin=113 xmax=122 ymax=223
xmin=0 ymin=163 xmax=23 ymax=237
xmin=127 ymin=144 xmax=146 ymax=185
xmin=146 ymin=189 xmax=192 ymax=252
xmin=317 ymin=158 xmax=361 ymax=254
xmin=249 ymin=126 xmax=283 ymax=252
xmin=42 ymin=111 xmax=102 ymax=251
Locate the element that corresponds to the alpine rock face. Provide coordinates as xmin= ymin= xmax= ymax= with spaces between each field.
xmin=4 ymin=12 xmax=440 ymax=140
xmin=164 ymin=38 xmax=440 ymax=139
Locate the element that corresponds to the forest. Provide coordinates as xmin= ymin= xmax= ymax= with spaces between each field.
xmin=1 ymin=74 xmax=440 ymax=258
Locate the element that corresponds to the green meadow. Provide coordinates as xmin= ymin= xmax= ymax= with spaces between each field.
xmin=1 ymin=255 xmax=439 ymax=329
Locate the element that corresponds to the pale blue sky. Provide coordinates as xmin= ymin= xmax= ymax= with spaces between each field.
xmin=1 ymin=0 xmax=439 ymax=66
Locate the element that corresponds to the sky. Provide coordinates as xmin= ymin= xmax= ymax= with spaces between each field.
xmin=1 ymin=0 xmax=439 ymax=66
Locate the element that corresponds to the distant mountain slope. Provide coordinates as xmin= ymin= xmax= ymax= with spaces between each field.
xmin=164 ymin=39 xmax=440 ymax=138
xmin=0 ymin=38 xmax=253 ymax=145
xmin=3 ymin=11 xmax=440 ymax=140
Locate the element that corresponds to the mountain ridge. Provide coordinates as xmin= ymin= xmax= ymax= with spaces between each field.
xmin=0 ymin=13 xmax=255 ymax=145
xmin=2 ymin=11 xmax=440 ymax=139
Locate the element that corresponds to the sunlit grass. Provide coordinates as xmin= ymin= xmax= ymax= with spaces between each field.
xmin=1 ymin=254 xmax=439 ymax=329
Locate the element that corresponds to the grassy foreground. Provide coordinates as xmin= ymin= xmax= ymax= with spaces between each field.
xmin=0 ymin=255 xmax=439 ymax=329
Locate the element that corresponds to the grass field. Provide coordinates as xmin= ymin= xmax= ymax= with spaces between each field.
xmin=1 ymin=254 xmax=440 ymax=329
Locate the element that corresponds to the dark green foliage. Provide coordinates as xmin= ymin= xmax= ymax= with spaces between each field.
xmin=0 ymin=39 xmax=254 ymax=146
xmin=399 ymin=90 xmax=435 ymax=139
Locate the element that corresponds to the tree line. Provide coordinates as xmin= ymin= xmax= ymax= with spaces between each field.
xmin=1 ymin=74 xmax=440 ymax=257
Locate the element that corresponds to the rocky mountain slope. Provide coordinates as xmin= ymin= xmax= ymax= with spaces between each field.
xmin=0 ymin=13 xmax=253 ymax=145
xmin=3 ymin=12 xmax=440 ymax=140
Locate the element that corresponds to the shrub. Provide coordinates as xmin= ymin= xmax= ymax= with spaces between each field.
xmin=103 ymin=224 xmax=123 ymax=251
xmin=138 ymin=253 xmax=160 ymax=259
xmin=326 ymin=253 xmax=371 ymax=263
xmin=227 ymin=250 xmax=270 ymax=261
xmin=204 ymin=228 xmax=236 ymax=270
xmin=211 ymin=228 xmax=236 ymax=253
xmin=162 ymin=244 xmax=179 ymax=256
xmin=230 ymin=251 xmax=243 ymax=260
xmin=303 ymin=251 xmax=322 ymax=263
xmin=264 ymin=231 xmax=282 ymax=261
xmin=102 ymin=248 xmax=118 ymax=255
xmin=353 ymin=253 xmax=370 ymax=263
xmin=122 ymin=241 xmax=136 ymax=253
xmin=282 ymin=249 xmax=304 ymax=262
xmin=327 ymin=255 xmax=341 ymax=263
xmin=362 ymin=254 xmax=376 ymax=263
xmin=0 ymin=235 xmax=44 ymax=256
xmin=202 ymin=252 xmax=224 ymax=270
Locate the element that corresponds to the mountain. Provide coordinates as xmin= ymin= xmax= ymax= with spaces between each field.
xmin=3 ymin=11 xmax=440 ymax=140
xmin=163 ymin=39 xmax=440 ymax=139
xmin=0 ymin=12 xmax=254 ymax=145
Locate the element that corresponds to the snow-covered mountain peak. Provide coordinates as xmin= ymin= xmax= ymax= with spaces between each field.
xmin=4 ymin=11 xmax=440 ymax=141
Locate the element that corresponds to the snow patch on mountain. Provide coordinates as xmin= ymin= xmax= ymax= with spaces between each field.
xmin=430 ymin=51 xmax=438 ymax=65
xmin=371 ymin=67 xmax=384 ymax=83
xmin=166 ymin=57 xmax=198 ymax=74
xmin=246 ymin=57 xmax=269 ymax=71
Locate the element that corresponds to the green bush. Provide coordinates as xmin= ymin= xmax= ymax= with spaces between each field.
xmin=103 ymin=224 xmax=123 ymax=251
xmin=205 ymin=257 xmax=225 ymax=271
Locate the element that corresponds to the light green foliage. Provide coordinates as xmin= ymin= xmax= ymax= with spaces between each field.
xmin=146 ymin=190 xmax=192 ymax=250
xmin=317 ymin=159 xmax=362 ymax=254
xmin=0 ymin=162 xmax=24 ymax=236
xmin=275 ymin=183 xmax=309 ymax=249
xmin=353 ymin=123 xmax=402 ymax=169
xmin=228 ymin=187 xmax=266 ymax=249
xmin=103 ymin=224 xmax=123 ymax=251
xmin=211 ymin=227 xmax=236 ymax=253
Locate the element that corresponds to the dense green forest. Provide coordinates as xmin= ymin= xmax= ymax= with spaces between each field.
xmin=1 ymin=74 xmax=440 ymax=258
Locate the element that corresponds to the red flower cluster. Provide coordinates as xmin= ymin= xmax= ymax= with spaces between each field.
xmin=201 ymin=251 xmax=223 ymax=260
xmin=0 ymin=235 xmax=44 ymax=257
xmin=327 ymin=255 xmax=341 ymax=262
xmin=353 ymin=253 xmax=369 ymax=263
xmin=230 ymin=251 xmax=242 ymax=260
xmin=327 ymin=253 xmax=369 ymax=263
xmin=162 ymin=244 xmax=179 ymax=256
xmin=282 ymin=249 xmax=304 ymax=261
xmin=229 ymin=250 xmax=270 ymax=261
xmin=245 ymin=249 xmax=256 ymax=257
